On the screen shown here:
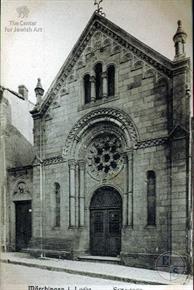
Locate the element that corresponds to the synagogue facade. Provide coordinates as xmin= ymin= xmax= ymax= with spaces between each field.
xmin=6 ymin=12 xmax=192 ymax=270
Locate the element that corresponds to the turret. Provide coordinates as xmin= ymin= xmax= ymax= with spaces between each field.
xmin=173 ymin=20 xmax=187 ymax=61
xmin=34 ymin=78 xmax=44 ymax=104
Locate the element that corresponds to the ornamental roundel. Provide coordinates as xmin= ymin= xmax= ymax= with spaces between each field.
xmin=87 ymin=133 xmax=123 ymax=180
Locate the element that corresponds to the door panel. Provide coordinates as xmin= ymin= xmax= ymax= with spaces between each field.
xmin=90 ymin=208 xmax=121 ymax=256
xmin=90 ymin=210 xmax=106 ymax=255
xmin=90 ymin=187 xmax=122 ymax=257
xmin=15 ymin=201 xmax=32 ymax=251
xmin=107 ymin=210 xmax=121 ymax=256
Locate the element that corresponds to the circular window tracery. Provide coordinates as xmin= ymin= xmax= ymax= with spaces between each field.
xmin=87 ymin=134 xmax=123 ymax=180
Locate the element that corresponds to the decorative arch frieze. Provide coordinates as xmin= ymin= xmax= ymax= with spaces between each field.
xmin=62 ymin=107 xmax=139 ymax=159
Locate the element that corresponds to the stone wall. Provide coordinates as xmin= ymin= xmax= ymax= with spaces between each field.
xmin=31 ymin=26 xmax=190 ymax=269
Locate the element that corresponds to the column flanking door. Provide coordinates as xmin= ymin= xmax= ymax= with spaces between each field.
xmin=90 ymin=186 xmax=122 ymax=257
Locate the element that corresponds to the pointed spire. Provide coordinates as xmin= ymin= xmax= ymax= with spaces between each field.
xmin=173 ymin=20 xmax=187 ymax=61
xmin=34 ymin=78 xmax=44 ymax=104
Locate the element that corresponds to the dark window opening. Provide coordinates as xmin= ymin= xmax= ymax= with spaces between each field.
xmin=107 ymin=65 xmax=115 ymax=97
xmin=55 ymin=183 xmax=60 ymax=227
xmin=95 ymin=63 xmax=103 ymax=100
xmin=84 ymin=74 xmax=91 ymax=104
xmin=147 ymin=171 xmax=156 ymax=226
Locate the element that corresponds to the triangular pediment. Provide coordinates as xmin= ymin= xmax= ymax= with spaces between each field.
xmin=31 ymin=12 xmax=177 ymax=117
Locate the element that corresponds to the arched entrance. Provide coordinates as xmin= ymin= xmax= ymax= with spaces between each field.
xmin=90 ymin=186 xmax=122 ymax=257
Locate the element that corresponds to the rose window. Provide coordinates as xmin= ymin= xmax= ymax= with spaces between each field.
xmin=87 ymin=134 xmax=123 ymax=179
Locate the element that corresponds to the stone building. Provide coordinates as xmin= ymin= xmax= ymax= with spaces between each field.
xmin=7 ymin=12 xmax=192 ymax=270
xmin=0 ymin=85 xmax=34 ymax=251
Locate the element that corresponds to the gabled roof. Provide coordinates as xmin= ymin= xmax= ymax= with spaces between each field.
xmin=31 ymin=12 xmax=190 ymax=118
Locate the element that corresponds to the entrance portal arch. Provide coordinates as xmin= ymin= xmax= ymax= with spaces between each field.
xmin=90 ymin=186 xmax=122 ymax=257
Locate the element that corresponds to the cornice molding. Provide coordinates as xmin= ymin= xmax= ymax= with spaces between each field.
xmin=136 ymin=137 xmax=168 ymax=149
xmin=34 ymin=131 xmax=190 ymax=167
xmin=43 ymin=156 xmax=64 ymax=166
xmin=37 ymin=137 xmax=168 ymax=166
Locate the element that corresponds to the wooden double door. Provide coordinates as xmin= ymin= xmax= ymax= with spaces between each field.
xmin=90 ymin=186 xmax=122 ymax=257
xmin=15 ymin=201 xmax=32 ymax=251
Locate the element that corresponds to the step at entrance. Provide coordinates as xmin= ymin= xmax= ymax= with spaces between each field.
xmin=78 ymin=255 xmax=121 ymax=265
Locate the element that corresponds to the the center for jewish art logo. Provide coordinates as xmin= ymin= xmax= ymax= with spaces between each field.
xmin=4 ymin=6 xmax=43 ymax=33
xmin=16 ymin=6 xmax=30 ymax=18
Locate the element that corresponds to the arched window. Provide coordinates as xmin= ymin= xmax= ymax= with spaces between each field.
xmin=107 ymin=65 xmax=115 ymax=97
xmin=84 ymin=74 xmax=91 ymax=104
xmin=147 ymin=171 xmax=156 ymax=226
xmin=54 ymin=183 xmax=60 ymax=227
xmin=95 ymin=63 xmax=103 ymax=100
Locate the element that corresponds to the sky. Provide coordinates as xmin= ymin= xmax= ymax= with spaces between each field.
xmin=1 ymin=0 xmax=192 ymax=103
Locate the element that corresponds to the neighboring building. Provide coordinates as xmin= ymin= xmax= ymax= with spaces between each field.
xmin=5 ymin=12 xmax=192 ymax=271
xmin=0 ymin=85 xmax=34 ymax=251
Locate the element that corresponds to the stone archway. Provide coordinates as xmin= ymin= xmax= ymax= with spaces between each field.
xmin=65 ymin=108 xmax=137 ymax=229
xmin=90 ymin=186 xmax=122 ymax=257
xmin=63 ymin=107 xmax=139 ymax=159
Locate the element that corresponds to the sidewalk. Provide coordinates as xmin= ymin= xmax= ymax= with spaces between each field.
xmin=0 ymin=252 xmax=192 ymax=285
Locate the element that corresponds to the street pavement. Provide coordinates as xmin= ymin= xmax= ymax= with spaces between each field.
xmin=0 ymin=252 xmax=193 ymax=289
xmin=0 ymin=263 xmax=135 ymax=290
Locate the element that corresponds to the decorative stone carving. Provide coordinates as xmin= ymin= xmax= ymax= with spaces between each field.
xmin=144 ymin=68 xmax=156 ymax=80
xmin=103 ymin=38 xmax=111 ymax=47
xmin=68 ymin=73 xmax=76 ymax=83
xmin=120 ymin=51 xmax=133 ymax=64
xmin=34 ymin=136 xmax=169 ymax=168
xmin=112 ymin=44 xmax=121 ymax=55
xmin=136 ymin=137 xmax=168 ymax=149
xmin=86 ymin=51 xmax=95 ymax=62
xmin=93 ymin=31 xmax=102 ymax=41
xmin=14 ymin=181 xmax=30 ymax=195
xmin=94 ymin=40 xmax=102 ymax=50
xmin=85 ymin=46 xmax=92 ymax=54
xmin=63 ymin=108 xmax=139 ymax=157
xmin=60 ymin=86 xmax=69 ymax=96
xmin=51 ymin=93 xmax=61 ymax=108
xmin=87 ymin=133 xmax=123 ymax=180
xmin=77 ymin=59 xmax=85 ymax=70
xmin=43 ymin=156 xmax=64 ymax=166
xmin=132 ymin=60 xmax=143 ymax=71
